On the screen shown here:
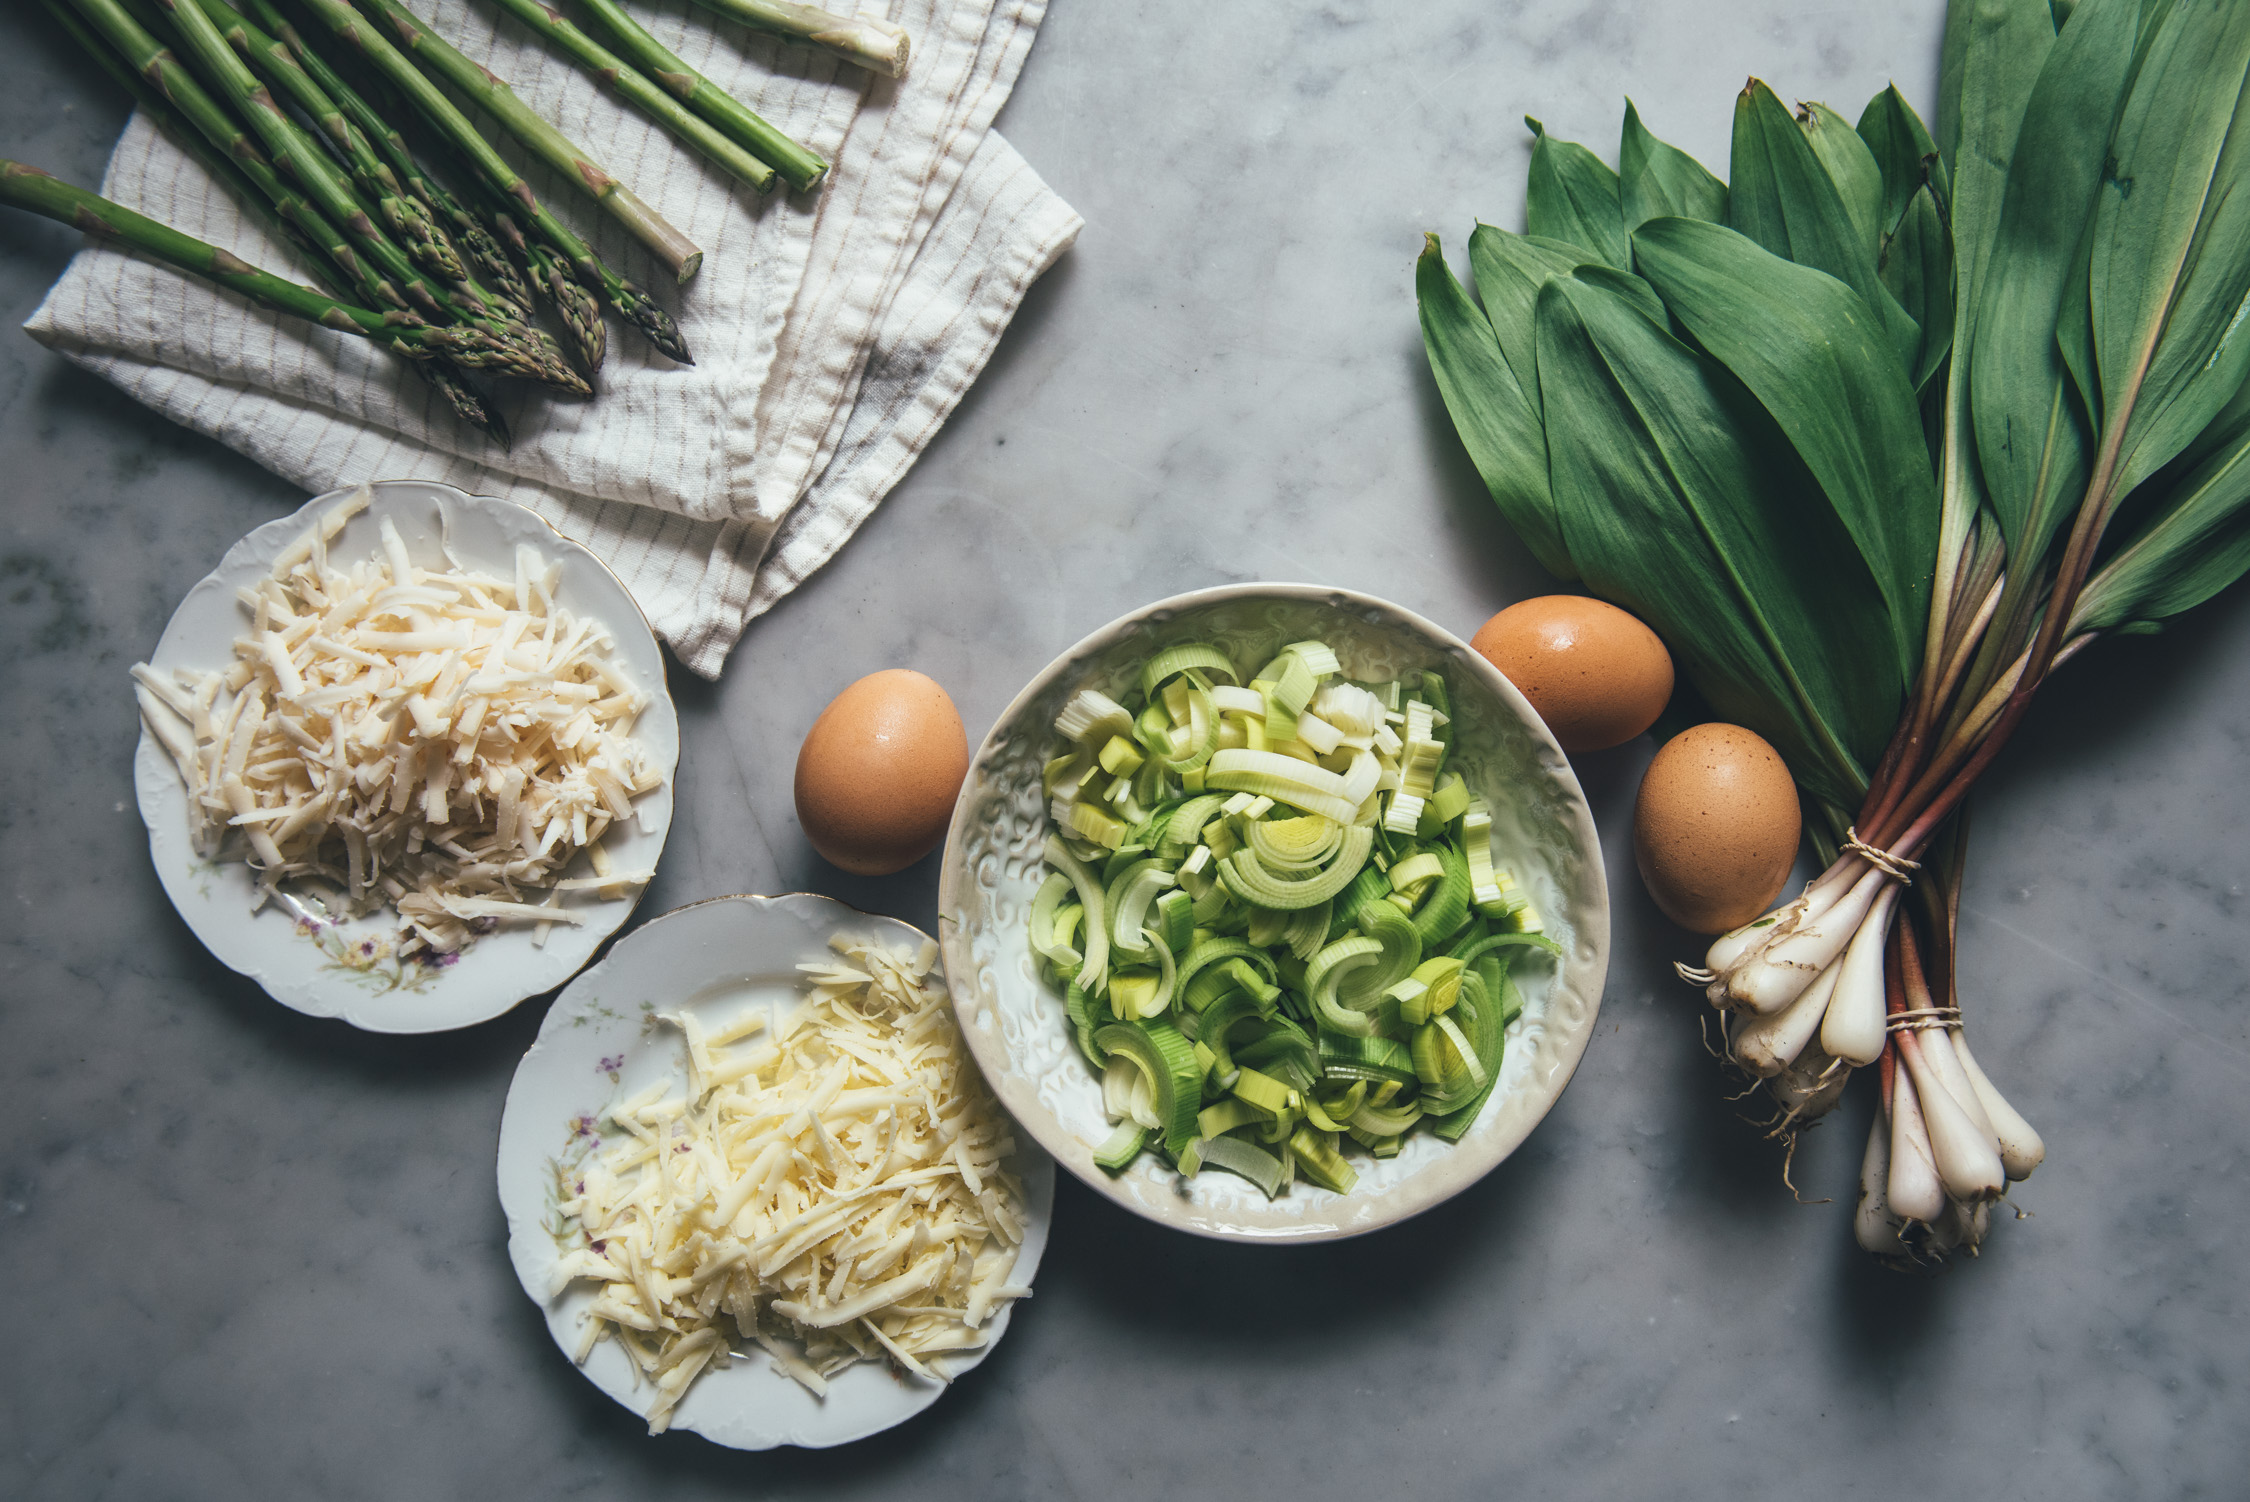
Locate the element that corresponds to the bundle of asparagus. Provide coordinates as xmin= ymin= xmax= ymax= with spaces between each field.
xmin=17 ymin=0 xmax=856 ymax=442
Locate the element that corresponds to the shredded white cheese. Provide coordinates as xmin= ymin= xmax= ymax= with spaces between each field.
xmin=131 ymin=487 xmax=663 ymax=960
xmin=551 ymin=934 xmax=1031 ymax=1434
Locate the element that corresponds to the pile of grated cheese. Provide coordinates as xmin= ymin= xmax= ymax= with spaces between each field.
xmin=549 ymin=934 xmax=1032 ymax=1434
xmin=130 ymin=487 xmax=663 ymax=960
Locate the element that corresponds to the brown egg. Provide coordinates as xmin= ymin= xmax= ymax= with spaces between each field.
xmin=1633 ymin=723 xmax=1801 ymax=934
xmin=1470 ymin=596 xmax=1674 ymax=752
xmin=794 ymin=670 xmax=970 ymax=876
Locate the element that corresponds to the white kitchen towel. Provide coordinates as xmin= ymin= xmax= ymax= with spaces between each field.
xmin=25 ymin=0 xmax=1078 ymax=676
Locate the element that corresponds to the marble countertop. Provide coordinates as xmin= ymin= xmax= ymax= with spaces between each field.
xmin=4 ymin=2 xmax=2246 ymax=1497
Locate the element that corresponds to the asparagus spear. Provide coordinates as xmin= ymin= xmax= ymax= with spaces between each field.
xmin=573 ymin=0 xmax=826 ymax=192
xmin=0 ymin=158 xmax=545 ymax=377
xmin=68 ymin=0 xmax=413 ymax=316
xmin=135 ymin=0 xmax=577 ymax=392
xmin=199 ymin=0 xmax=555 ymax=369
xmin=138 ymin=0 xmax=446 ymax=316
xmin=40 ymin=0 xmax=510 ymax=442
xmin=130 ymin=0 xmax=587 ymax=394
xmin=685 ymin=0 xmax=908 ymax=80
xmin=188 ymin=0 xmax=460 ymax=282
xmin=357 ymin=0 xmax=702 ymax=281
xmin=288 ymin=0 xmax=692 ymax=361
xmin=240 ymin=0 xmax=535 ymax=319
xmin=45 ymin=0 xmax=313 ymax=271
xmin=414 ymin=158 xmax=601 ymax=374
xmin=403 ymin=164 xmax=538 ymax=321
xmin=40 ymin=0 xmax=502 ymax=439
xmin=525 ymin=239 xmax=606 ymax=372
xmin=486 ymin=0 xmax=776 ymax=195
xmin=338 ymin=73 xmax=607 ymax=373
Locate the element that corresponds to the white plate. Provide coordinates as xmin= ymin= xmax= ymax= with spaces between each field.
xmin=938 ymin=584 xmax=1610 ymax=1242
xmin=132 ymin=480 xmax=678 ymax=1034
xmin=495 ymin=893 xmax=1054 ymax=1450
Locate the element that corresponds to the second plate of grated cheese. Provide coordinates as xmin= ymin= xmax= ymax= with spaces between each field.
xmin=496 ymin=893 xmax=1054 ymax=1449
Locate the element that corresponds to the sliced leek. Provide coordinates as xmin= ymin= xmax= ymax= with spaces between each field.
xmin=1042 ymin=835 xmax=1109 ymax=991
xmin=1093 ymin=1122 xmax=1148 ymax=1173
xmin=1317 ymin=1030 xmax=1418 ymax=1087
xmin=1056 ymin=689 xmax=1133 ymax=746
xmin=1198 ymin=988 xmax=1275 ymax=1076
xmin=1106 ymin=859 xmax=1176 ymax=957
xmin=1217 ymin=826 xmax=1374 ymax=910
xmin=1306 ymin=934 xmax=1386 ymax=1037
xmin=1234 ymin=1022 xmax=1320 ymax=1092
xmin=1247 ymin=814 xmax=1344 ymax=871
xmin=1029 ymin=872 xmax=1075 ymax=967
xmin=1205 ymin=749 xmax=1362 ymax=824
xmin=1342 ymin=902 xmax=1422 ymax=1003
xmin=1288 ymin=1125 xmax=1359 ymax=1193
xmin=1093 ymin=1019 xmax=1202 ymax=1155
xmin=1199 ymin=1135 xmax=1288 ymax=1198
xmin=1139 ymin=642 xmax=1238 ymax=699
xmin=1408 ymin=844 xmax=1472 ymax=948
xmin=1030 ymin=633 xmax=1553 ymax=1185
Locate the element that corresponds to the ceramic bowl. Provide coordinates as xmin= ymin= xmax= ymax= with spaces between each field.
xmin=936 ymin=584 xmax=1609 ymax=1242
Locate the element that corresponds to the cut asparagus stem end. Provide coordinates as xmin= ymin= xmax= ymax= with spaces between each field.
xmin=488 ymin=0 xmax=779 ymax=196
xmin=572 ymin=0 xmax=824 ymax=191
xmin=609 ymin=185 xmax=703 ymax=282
xmin=688 ymin=0 xmax=910 ymax=78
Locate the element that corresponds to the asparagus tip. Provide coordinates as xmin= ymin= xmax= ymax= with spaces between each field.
xmin=611 ymin=280 xmax=693 ymax=364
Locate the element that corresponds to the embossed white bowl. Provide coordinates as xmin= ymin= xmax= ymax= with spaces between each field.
xmin=937 ymin=584 xmax=1609 ymax=1242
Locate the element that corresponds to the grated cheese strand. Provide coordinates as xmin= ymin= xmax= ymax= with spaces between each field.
xmin=130 ymin=488 xmax=663 ymax=962
xmin=551 ymin=935 xmax=1030 ymax=1434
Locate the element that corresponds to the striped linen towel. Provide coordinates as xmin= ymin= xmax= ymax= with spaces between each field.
xmin=24 ymin=0 xmax=1079 ymax=677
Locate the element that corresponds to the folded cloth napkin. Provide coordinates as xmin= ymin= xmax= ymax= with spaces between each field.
xmin=26 ymin=0 xmax=1079 ymax=677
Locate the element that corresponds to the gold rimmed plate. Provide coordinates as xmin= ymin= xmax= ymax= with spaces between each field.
xmin=131 ymin=480 xmax=678 ymax=1033
xmin=495 ymin=893 xmax=1054 ymax=1448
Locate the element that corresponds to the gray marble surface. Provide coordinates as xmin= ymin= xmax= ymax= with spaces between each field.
xmin=4 ymin=1 xmax=2246 ymax=1497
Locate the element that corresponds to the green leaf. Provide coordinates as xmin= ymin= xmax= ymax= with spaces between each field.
xmin=2091 ymin=0 xmax=2250 ymax=499
xmin=1572 ymin=262 xmax=1668 ymax=325
xmin=1726 ymin=79 xmax=1920 ymax=369
xmin=1619 ymin=100 xmax=1727 ymax=232
xmin=1967 ymin=0 xmax=2140 ymax=573
xmin=1799 ymin=101 xmax=1885 ymax=251
xmin=1881 ymin=184 xmax=1956 ymax=393
xmin=1937 ymin=0 xmax=2058 ymax=336
xmin=2161 ymin=355 xmax=2250 ymax=481
xmin=1524 ymin=118 xmax=1628 ymax=270
xmin=1929 ymin=0 xmax=2058 ymax=648
xmin=1532 ymin=276 xmax=1899 ymax=804
xmin=1465 ymin=228 xmax=1670 ymax=407
xmin=1857 ymin=84 xmax=1948 ymax=240
xmin=1416 ymin=235 xmax=1576 ymax=580
xmin=2056 ymin=228 xmax=2101 ymax=429
xmin=2073 ymin=384 xmax=2250 ymax=632
xmin=2136 ymin=0 xmax=2177 ymax=51
xmin=1467 ymin=226 xmax=1587 ymax=409
xmin=1632 ymin=216 xmax=1940 ymax=685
